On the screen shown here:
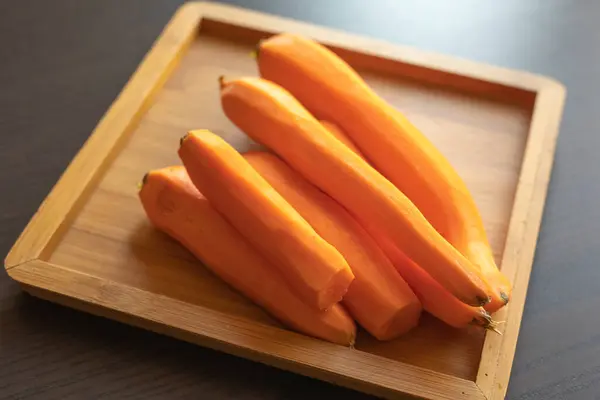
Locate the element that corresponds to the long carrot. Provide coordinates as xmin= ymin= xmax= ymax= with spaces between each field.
xmin=319 ymin=120 xmax=365 ymax=160
xmin=379 ymin=237 xmax=496 ymax=330
xmin=179 ymin=130 xmax=354 ymax=311
xmin=220 ymin=77 xmax=489 ymax=307
xmin=258 ymin=34 xmax=510 ymax=312
xmin=139 ymin=166 xmax=356 ymax=345
xmin=245 ymin=151 xmax=422 ymax=340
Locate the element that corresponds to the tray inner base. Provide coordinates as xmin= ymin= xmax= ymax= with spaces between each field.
xmin=47 ymin=23 xmax=534 ymax=382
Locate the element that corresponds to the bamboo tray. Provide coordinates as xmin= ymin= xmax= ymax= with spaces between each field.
xmin=4 ymin=3 xmax=565 ymax=399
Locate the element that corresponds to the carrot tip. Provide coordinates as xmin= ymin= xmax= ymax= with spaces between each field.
xmin=471 ymin=309 xmax=497 ymax=329
xmin=500 ymin=292 xmax=510 ymax=304
xmin=218 ymin=75 xmax=226 ymax=89
xmin=480 ymin=309 xmax=493 ymax=323
xmin=139 ymin=172 xmax=149 ymax=189
xmin=477 ymin=296 xmax=492 ymax=306
xmin=180 ymin=133 xmax=190 ymax=147
xmin=255 ymin=40 xmax=263 ymax=58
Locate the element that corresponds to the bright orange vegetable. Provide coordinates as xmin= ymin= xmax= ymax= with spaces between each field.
xmin=179 ymin=130 xmax=354 ymax=311
xmin=139 ymin=167 xmax=356 ymax=345
xmin=220 ymin=77 xmax=489 ymax=307
xmin=257 ymin=34 xmax=510 ymax=312
xmin=319 ymin=120 xmax=365 ymax=160
xmin=378 ymin=237 xmax=495 ymax=329
xmin=244 ymin=152 xmax=422 ymax=340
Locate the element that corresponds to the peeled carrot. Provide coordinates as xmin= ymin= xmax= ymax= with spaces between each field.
xmin=319 ymin=120 xmax=365 ymax=160
xmin=220 ymin=77 xmax=489 ymax=307
xmin=138 ymin=167 xmax=356 ymax=345
xmin=257 ymin=33 xmax=510 ymax=312
xmin=378 ymin=237 xmax=495 ymax=329
xmin=179 ymin=130 xmax=354 ymax=311
xmin=244 ymin=152 xmax=422 ymax=340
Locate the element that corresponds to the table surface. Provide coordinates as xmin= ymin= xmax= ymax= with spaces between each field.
xmin=1 ymin=0 xmax=599 ymax=399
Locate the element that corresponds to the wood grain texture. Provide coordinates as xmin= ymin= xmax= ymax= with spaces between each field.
xmin=11 ymin=259 xmax=484 ymax=400
xmin=2 ymin=0 xmax=592 ymax=400
xmin=476 ymin=82 xmax=566 ymax=400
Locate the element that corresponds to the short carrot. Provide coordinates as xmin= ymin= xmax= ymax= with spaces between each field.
xmin=320 ymin=120 xmax=365 ymax=160
xmin=245 ymin=152 xmax=422 ymax=340
xmin=139 ymin=166 xmax=356 ymax=345
xmin=179 ymin=130 xmax=354 ymax=311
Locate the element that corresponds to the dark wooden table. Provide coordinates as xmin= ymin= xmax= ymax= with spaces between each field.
xmin=1 ymin=1 xmax=599 ymax=399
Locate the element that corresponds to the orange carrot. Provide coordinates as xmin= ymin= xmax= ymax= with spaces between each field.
xmin=320 ymin=120 xmax=365 ymax=160
xmin=258 ymin=34 xmax=510 ymax=312
xmin=139 ymin=166 xmax=356 ymax=345
xmin=245 ymin=152 xmax=422 ymax=340
xmin=220 ymin=77 xmax=489 ymax=307
xmin=378 ymin=237 xmax=494 ymax=329
xmin=179 ymin=130 xmax=354 ymax=311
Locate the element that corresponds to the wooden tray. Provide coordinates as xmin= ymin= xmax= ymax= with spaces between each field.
xmin=4 ymin=3 xmax=565 ymax=399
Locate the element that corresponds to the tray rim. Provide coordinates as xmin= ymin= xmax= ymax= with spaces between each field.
xmin=4 ymin=2 xmax=566 ymax=399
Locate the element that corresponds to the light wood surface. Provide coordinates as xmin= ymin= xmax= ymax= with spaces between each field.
xmin=4 ymin=3 xmax=565 ymax=399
